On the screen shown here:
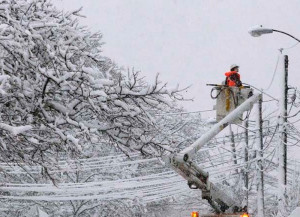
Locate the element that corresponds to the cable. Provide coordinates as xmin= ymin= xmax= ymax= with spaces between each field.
xmin=242 ymin=83 xmax=278 ymax=102
xmin=211 ymin=87 xmax=224 ymax=99
xmin=154 ymin=109 xmax=214 ymax=116
xmin=281 ymin=41 xmax=300 ymax=51
xmin=264 ymin=53 xmax=280 ymax=90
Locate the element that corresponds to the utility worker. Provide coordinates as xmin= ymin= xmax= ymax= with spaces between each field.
xmin=225 ymin=64 xmax=242 ymax=87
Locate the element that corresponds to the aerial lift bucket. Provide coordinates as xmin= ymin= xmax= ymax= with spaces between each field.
xmin=210 ymin=85 xmax=254 ymax=124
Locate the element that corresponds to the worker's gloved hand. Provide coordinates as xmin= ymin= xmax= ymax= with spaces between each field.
xmin=236 ymin=80 xmax=243 ymax=87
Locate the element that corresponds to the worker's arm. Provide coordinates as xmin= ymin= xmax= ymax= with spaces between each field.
xmin=225 ymin=71 xmax=233 ymax=77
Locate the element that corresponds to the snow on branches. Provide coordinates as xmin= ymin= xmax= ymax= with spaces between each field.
xmin=0 ymin=0 xmax=184 ymax=170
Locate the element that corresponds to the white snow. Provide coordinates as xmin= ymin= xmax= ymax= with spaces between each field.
xmin=97 ymin=79 xmax=114 ymax=86
xmin=66 ymin=134 xmax=82 ymax=152
xmin=90 ymin=90 xmax=107 ymax=98
xmin=29 ymin=21 xmax=58 ymax=29
xmin=0 ymin=123 xmax=32 ymax=135
xmin=289 ymin=207 xmax=300 ymax=217
xmin=114 ymin=99 xmax=129 ymax=111
xmin=0 ymin=4 xmax=9 ymax=10
xmin=37 ymin=207 xmax=49 ymax=217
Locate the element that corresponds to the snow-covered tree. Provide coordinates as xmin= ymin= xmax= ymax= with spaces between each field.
xmin=0 ymin=0 xmax=184 ymax=175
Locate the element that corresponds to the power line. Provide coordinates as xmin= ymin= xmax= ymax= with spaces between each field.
xmin=265 ymin=53 xmax=280 ymax=90
xmin=243 ymin=83 xmax=279 ymax=102
xmin=154 ymin=109 xmax=214 ymax=116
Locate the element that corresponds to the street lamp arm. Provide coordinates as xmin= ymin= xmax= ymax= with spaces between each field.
xmin=249 ymin=25 xmax=300 ymax=43
xmin=272 ymin=29 xmax=300 ymax=43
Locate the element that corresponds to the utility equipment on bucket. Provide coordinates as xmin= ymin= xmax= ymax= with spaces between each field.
xmin=209 ymin=84 xmax=253 ymax=124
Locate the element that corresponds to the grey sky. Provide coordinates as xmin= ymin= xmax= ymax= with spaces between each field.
xmin=53 ymin=0 xmax=300 ymax=113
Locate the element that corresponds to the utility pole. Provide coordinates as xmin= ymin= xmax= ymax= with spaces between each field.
xmin=243 ymin=119 xmax=249 ymax=208
xmin=278 ymin=55 xmax=288 ymax=187
xmin=256 ymin=94 xmax=264 ymax=217
xmin=277 ymin=54 xmax=288 ymax=217
xmin=229 ymin=124 xmax=238 ymax=174
xmin=283 ymin=55 xmax=288 ymax=186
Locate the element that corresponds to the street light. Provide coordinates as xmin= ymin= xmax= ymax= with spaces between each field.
xmin=248 ymin=25 xmax=300 ymax=42
xmin=248 ymin=25 xmax=273 ymax=37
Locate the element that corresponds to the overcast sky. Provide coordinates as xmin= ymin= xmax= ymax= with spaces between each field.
xmin=53 ymin=0 xmax=300 ymax=114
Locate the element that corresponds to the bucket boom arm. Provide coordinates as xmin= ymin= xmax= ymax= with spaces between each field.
xmin=166 ymin=93 xmax=261 ymax=213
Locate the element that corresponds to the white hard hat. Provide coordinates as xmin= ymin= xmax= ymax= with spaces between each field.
xmin=230 ymin=64 xmax=239 ymax=71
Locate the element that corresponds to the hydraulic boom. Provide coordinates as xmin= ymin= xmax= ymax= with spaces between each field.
xmin=166 ymin=93 xmax=261 ymax=214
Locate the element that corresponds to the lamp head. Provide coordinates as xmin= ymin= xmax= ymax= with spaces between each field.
xmin=248 ymin=25 xmax=273 ymax=37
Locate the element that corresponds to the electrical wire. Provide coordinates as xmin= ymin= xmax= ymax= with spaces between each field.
xmin=242 ymin=83 xmax=279 ymax=102
xmin=154 ymin=109 xmax=214 ymax=116
xmin=264 ymin=53 xmax=281 ymax=91
xmin=2 ymin=99 xmax=299 ymax=208
xmin=282 ymin=41 xmax=300 ymax=51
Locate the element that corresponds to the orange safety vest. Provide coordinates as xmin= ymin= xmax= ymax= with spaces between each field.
xmin=225 ymin=71 xmax=241 ymax=87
